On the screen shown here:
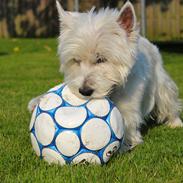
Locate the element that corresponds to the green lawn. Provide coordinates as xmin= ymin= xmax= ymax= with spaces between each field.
xmin=0 ymin=39 xmax=183 ymax=183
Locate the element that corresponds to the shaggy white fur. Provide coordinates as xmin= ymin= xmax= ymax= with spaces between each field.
xmin=28 ymin=1 xmax=183 ymax=152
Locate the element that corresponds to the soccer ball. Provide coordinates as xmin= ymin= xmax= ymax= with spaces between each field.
xmin=29 ymin=83 xmax=124 ymax=165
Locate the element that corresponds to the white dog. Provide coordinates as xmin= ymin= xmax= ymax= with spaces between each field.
xmin=28 ymin=1 xmax=182 ymax=151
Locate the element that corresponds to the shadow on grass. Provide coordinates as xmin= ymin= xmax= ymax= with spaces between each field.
xmin=141 ymin=114 xmax=183 ymax=136
xmin=0 ymin=52 xmax=9 ymax=56
xmin=141 ymin=117 xmax=160 ymax=136
xmin=154 ymin=42 xmax=183 ymax=54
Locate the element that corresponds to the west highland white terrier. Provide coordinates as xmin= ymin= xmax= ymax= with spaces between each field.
xmin=28 ymin=1 xmax=183 ymax=151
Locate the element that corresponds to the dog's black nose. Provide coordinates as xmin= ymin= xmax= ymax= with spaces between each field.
xmin=79 ymin=87 xmax=94 ymax=96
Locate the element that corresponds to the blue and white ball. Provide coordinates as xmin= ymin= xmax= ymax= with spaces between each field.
xmin=29 ymin=83 xmax=124 ymax=165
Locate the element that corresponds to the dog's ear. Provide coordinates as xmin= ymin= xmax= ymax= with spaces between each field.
xmin=117 ymin=1 xmax=137 ymax=35
xmin=56 ymin=1 xmax=73 ymax=30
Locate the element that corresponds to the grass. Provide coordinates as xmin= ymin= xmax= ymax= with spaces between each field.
xmin=0 ymin=38 xmax=183 ymax=183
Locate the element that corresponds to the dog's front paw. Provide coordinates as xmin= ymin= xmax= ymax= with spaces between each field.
xmin=120 ymin=140 xmax=143 ymax=153
xmin=28 ymin=98 xmax=37 ymax=113
xmin=119 ymin=142 xmax=133 ymax=153
xmin=120 ymin=132 xmax=143 ymax=153
xmin=28 ymin=96 xmax=43 ymax=113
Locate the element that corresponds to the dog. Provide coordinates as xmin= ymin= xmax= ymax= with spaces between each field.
xmin=28 ymin=1 xmax=183 ymax=152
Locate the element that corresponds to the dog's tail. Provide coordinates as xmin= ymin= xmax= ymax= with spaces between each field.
xmin=153 ymin=47 xmax=182 ymax=127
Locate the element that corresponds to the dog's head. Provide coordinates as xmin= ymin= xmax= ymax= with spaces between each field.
xmin=56 ymin=1 xmax=139 ymax=99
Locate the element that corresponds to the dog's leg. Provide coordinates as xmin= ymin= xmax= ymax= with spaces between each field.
xmin=28 ymin=94 xmax=44 ymax=113
xmin=119 ymin=106 xmax=144 ymax=152
xmin=111 ymin=87 xmax=145 ymax=152
xmin=110 ymin=67 xmax=148 ymax=152
xmin=154 ymin=49 xmax=183 ymax=128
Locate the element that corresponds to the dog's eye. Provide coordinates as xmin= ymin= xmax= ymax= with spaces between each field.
xmin=96 ymin=58 xmax=106 ymax=64
xmin=73 ymin=59 xmax=81 ymax=64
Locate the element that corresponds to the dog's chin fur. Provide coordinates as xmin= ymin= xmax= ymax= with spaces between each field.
xmin=28 ymin=1 xmax=183 ymax=152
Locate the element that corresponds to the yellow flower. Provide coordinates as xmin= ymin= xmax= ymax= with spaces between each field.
xmin=44 ymin=45 xmax=52 ymax=52
xmin=13 ymin=47 xmax=20 ymax=52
